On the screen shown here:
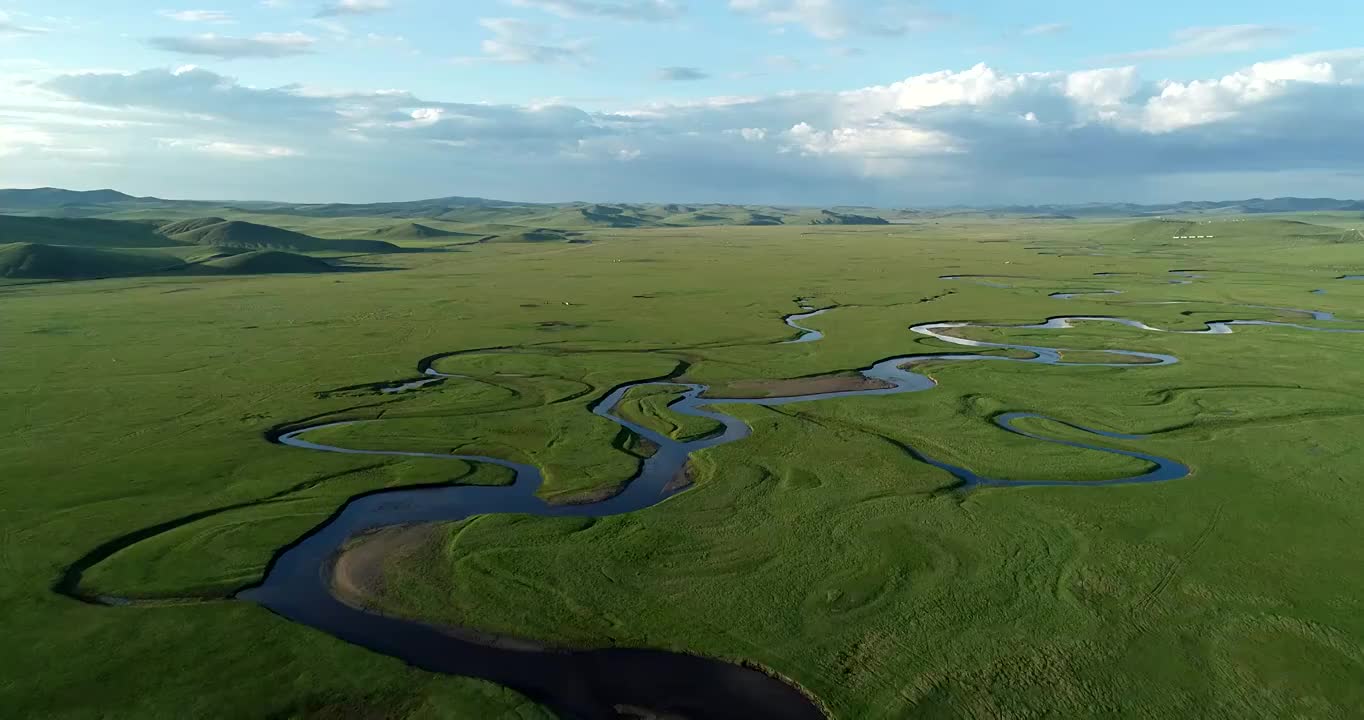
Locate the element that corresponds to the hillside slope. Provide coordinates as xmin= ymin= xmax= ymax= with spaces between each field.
xmin=0 ymin=242 xmax=179 ymax=279
xmin=160 ymin=219 xmax=400 ymax=253
xmin=0 ymin=215 xmax=184 ymax=248
xmin=482 ymin=228 xmax=586 ymax=243
xmin=201 ymin=250 xmax=336 ymax=274
xmin=0 ymin=188 xmax=136 ymax=211
xmin=366 ymin=222 xmax=478 ymax=241
xmin=809 ymin=210 xmax=889 ymax=225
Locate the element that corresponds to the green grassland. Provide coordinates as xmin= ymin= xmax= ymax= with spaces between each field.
xmin=3 ymin=210 xmax=1364 ymax=718
xmin=615 ymin=384 xmax=724 ymax=442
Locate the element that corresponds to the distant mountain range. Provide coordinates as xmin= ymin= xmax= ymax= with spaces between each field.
xmin=0 ymin=187 xmax=903 ymax=227
xmin=989 ymin=197 xmax=1364 ymax=217
xmin=0 ymin=188 xmax=141 ymax=209
xmin=2 ymin=187 xmax=1361 ymax=223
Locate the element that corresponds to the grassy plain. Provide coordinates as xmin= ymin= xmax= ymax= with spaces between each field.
xmin=3 ymin=214 xmax=1364 ymax=718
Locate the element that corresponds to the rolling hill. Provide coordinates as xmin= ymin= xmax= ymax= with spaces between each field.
xmin=0 ymin=215 xmax=182 ymax=248
xmin=661 ymin=208 xmax=786 ymax=226
xmin=223 ymin=196 xmax=536 ymax=219
xmin=996 ymin=197 xmax=1364 ymax=217
xmin=809 ymin=210 xmax=889 ymax=225
xmin=0 ymin=188 xmax=137 ymax=211
xmin=5 ymin=188 xmax=1363 ymax=231
xmin=201 ymin=250 xmax=336 ymax=274
xmin=159 ymin=218 xmax=401 ymax=253
xmin=0 ymin=213 xmax=400 ymax=255
xmin=158 ymin=217 xmax=231 ymax=236
xmin=482 ymin=228 xmax=584 ymax=243
xmin=365 ymin=222 xmax=478 ymax=241
xmin=0 ymin=242 xmax=179 ymax=279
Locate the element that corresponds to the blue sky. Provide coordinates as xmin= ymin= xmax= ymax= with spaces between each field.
xmin=1 ymin=1 xmax=1361 ymax=205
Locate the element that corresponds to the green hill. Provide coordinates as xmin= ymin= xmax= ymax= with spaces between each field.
xmin=224 ymin=195 xmax=533 ymax=218
xmin=160 ymin=219 xmax=321 ymax=249
xmin=0 ymin=214 xmax=183 ymax=248
xmin=366 ymin=222 xmax=476 ymax=241
xmin=0 ymin=188 xmax=136 ymax=211
xmin=0 ymin=242 xmax=179 ymax=279
xmin=662 ymin=209 xmax=786 ymax=226
xmin=158 ymin=217 xmax=230 ymax=236
xmin=160 ymin=219 xmax=400 ymax=253
xmin=520 ymin=205 xmax=658 ymax=229
xmin=578 ymin=204 xmax=650 ymax=227
xmin=201 ymin=250 xmax=336 ymax=274
xmin=809 ymin=209 xmax=889 ymax=225
xmin=483 ymin=228 xmax=585 ymax=243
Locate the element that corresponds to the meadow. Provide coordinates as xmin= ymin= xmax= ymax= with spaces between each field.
xmin=4 ymin=211 xmax=1364 ymax=718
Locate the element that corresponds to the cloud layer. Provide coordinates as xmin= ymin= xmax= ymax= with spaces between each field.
xmin=146 ymin=32 xmax=317 ymax=59
xmin=729 ymin=0 xmax=945 ymax=40
xmin=1113 ymin=24 xmax=1298 ymax=61
xmin=14 ymin=48 xmax=1364 ymax=203
xmin=0 ymin=10 xmax=48 ymax=37
xmin=506 ymin=0 xmax=685 ymax=22
xmin=657 ymin=66 xmax=710 ymax=81
xmin=317 ymin=0 xmax=392 ymax=17
xmin=472 ymin=18 xmax=589 ymax=64
xmin=159 ymin=10 xmax=236 ymax=24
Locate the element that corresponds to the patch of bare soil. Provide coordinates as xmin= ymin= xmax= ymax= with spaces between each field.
xmin=329 ymin=523 xmax=554 ymax=651
xmin=330 ymin=524 xmax=435 ymax=611
xmin=663 ymin=462 xmax=693 ymax=494
xmin=544 ymin=481 xmax=629 ymax=507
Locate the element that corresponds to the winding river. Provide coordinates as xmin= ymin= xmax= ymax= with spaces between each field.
xmin=782 ymin=300 xmax=833 ymax=343
xmin=230 ymin=299 xmax=1364 ymax=719
xmin=1050 ymin=289 xmax=1124 ymax=299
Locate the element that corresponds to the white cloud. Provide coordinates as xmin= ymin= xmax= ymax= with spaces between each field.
xmin=146 ymin=32 xmax=316 ymax=58
xmin=1139 ymin=49 xmax=1364 ymax=132
xmin=473 ymin=18 xmax=589 ymax=65
xmin=25 ymin=49 xmax=1364 ymax=204
xmin=160 ymin=138 xmax=301 ymax=158
xmin=1064 ymin=67 xmax=1140 ymax=108
xmin=505 ymin=0 xmax=684 ymax=22
xmin=1021 ymin=22 xmax=1068 ymax=37
xmin=657 ymin=66 xmax=709 ymax=81
xmin=0 ymin=124 xmax=112 ymax=160
xmin=1113 ymin=24 xmax=1297 ymax=61
xmin=836 ymin=63 xmax=1046 ymax=116
xmin=0 ymin=125 xmax=54 ymax=156
xmin=778 ymin=120 xmax=954 ymax=179
xmin=390 ymin=107 xmax=443 ymax=128
xmin=764 ymin=54 xmax=803 ymax=70
xmin=307 ymin=18 xmax=351 ymax=39
xmin=159 ymin=10 xmax=235 ymax=23
xmin=317 ymin=0 xmax=391 ymax=16
xmin=727 ymin=127 xmax=769 ymax=141
xmin=0 ymin=11 xmax=49 ymax=37
xmin=729 ymin=0 xmax=944 ymax=40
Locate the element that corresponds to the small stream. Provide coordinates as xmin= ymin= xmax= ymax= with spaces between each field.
xmin=782 ymin=300 xmax=833 ymax=344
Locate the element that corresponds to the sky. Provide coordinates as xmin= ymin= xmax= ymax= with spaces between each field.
xmin=1 ymin=0 xmax=1362 ymax=206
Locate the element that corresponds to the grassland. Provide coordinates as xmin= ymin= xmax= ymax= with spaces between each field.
xmin=4 ymin=210 xmax=1364 ymax=718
